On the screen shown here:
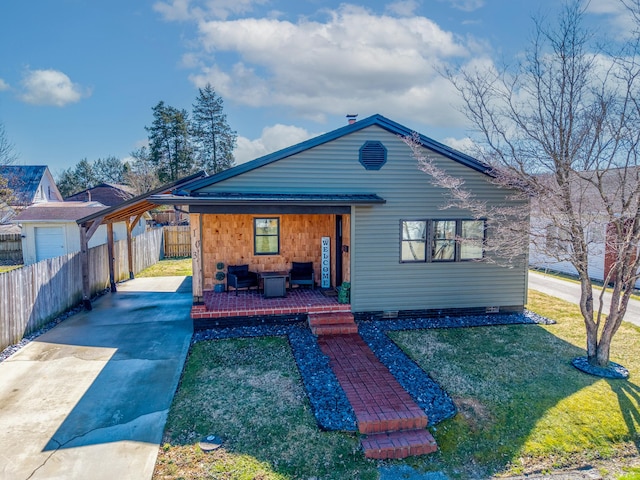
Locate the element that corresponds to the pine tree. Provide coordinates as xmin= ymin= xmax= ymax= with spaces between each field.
xmin=146 ymin=101 xmax=194 ymax=182
xmin=191 ymin=84 xmax=236 ymax=174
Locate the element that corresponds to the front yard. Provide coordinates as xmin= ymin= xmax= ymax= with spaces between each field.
xmin=153 ymin=291 xmax=640 ymax=479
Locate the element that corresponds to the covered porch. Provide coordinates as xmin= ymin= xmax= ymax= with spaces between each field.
xmin=191 ymin=287 xmax=350 ymax=327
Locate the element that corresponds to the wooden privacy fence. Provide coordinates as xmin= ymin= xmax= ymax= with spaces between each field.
xmin=0 ymin=233 xmax=22 ymax=265
xmin=164 ymin=225 xmax=191 ymax=257
xmin=0 ymin=228 xmax=163 ymax=351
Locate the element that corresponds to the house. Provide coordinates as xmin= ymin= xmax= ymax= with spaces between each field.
xmin=11 ymin=179 xmax=153 ymax=264
xmin=12 ymin=202 xmax=109 ymax=263
xmin=529 ymin=169 xmax=640 ymax=288
xmin=0 ymin=165 xmax=63 ymax=209
xmin=152 ymin=114 xmax=529 ymax=317
xmin=65 ymin=183 xmax=150 ymax=232
xmin=65 ymin=183 xmax=135 ymax=206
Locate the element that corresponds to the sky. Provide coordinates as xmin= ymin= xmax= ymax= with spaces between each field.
xmin=0 ymin=0 xmax=632 ymax=177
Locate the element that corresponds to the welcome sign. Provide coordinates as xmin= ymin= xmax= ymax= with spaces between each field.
xmin=321 ymin=237 xmax=330 ymax=288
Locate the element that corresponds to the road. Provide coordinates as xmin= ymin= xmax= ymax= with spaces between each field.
xmin=528 ymin=271 xmax=640 ymax=328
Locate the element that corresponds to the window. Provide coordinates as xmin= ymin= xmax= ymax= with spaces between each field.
xmin=401 ymin=220 xmax=427 ymax=262
xmin=254 ymin=218 xmax=279 ymax=255
xmin=460 ymin=220 xmax=485 ymax=260
xmin=432 ymin=220 xmax=457 ymax=261
xmin=426 ymin=219 xmax=486 ymax=262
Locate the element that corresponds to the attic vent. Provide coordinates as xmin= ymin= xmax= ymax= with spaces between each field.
xmin=359 ymin=141 xmax=387 ymax=170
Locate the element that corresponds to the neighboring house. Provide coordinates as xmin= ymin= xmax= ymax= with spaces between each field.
xmin=65 ymin=183 xmax=149 ymax=233
xmin=65 ymin=183 xmax=135 ymax=205
xmin=152 ymin=114 xmax=528 ymax=316
xmin=0 ymin=165 xmax=63 ymax=209
xmin=12 ymin=202 xmax=131 ymax=264
xmin=529 ymin=216 xmax=640 ymax=289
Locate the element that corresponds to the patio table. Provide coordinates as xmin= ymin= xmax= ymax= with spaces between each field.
xmin=259 ymin=271 xmax=290 ymax=298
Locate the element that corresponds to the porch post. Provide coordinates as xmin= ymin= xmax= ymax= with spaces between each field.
xmin=191 ymin=213 xmax=204 ymax=302
xmin=80 ymin=224 xmax=92 ymax=310
xmin=126 ymin=219 xmax=134 ymax=279
xmin=107 ymin=222 xmax=117 ymax=292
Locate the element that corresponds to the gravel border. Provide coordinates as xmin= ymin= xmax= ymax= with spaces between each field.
xmin=571 ymin=356 xmax=630 ymax=379
xmin=194 ymin=310 xmax=554 ymax=431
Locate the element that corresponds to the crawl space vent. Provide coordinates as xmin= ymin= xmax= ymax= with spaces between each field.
xmin=359 ymin=141 xmax=387 ymax=170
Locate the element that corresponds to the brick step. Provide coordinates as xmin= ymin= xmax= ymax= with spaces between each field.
xmin=357 ymin=408 xmax=428 ymax=434
xmin=308 ymin=312 xmax=355 ymax=326
xmin=361 ymin=429 xmax=438 ymax=459
xmin=311 ymin=323 xmax=359 ymax=336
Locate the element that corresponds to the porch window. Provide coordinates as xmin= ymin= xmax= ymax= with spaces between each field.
xmin=401 ymin=220 xmax=427 ymax=262
xmin=254 ymin=217 xmax=280 ymax=255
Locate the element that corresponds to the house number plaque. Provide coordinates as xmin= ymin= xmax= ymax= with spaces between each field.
xmin=321 ymin=237 xmax=330 ymax=288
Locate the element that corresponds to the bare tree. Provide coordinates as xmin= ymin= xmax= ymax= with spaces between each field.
xmin=0 ymin=122 xmax=19 ymax=205
xmin=124 ymin=147 xmax=160 ymax=195
xmin=430 ymin=1 xmax=640 ymax=372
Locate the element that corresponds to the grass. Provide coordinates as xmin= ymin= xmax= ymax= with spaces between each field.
xmin=153 ymin=291 xmax=640 ymax=479
xmin=137 ymin=257 xmax=192 ymax=277
xmin=154 ymin=336 xmax=375 ymax=479
xmin=0 ymin=264 xmax=22 ymax=274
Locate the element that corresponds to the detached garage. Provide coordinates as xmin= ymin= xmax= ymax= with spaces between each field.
xmin=12 ymin=202 xmax=108 ymax=264
xmin=34 ymin=226 xmax=65 ymax=262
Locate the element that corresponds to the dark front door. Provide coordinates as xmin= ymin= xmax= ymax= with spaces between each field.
xmin=336 ymin=215 xmax=343 ymax=287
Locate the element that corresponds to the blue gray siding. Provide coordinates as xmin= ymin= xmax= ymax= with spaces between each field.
xmin=196 ymin=125 xmax=527 ymax=312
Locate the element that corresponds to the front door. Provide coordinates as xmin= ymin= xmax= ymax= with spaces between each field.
xmin=336 ymin=215 xmax=343 ymax=287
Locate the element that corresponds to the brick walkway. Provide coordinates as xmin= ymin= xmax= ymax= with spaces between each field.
xmin=316 ymin=323 xmax=437 ymax=459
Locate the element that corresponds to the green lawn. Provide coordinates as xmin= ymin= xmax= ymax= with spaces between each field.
xmin=0 ymin=265 xmax=21 ymax=274
xmin=153 ymin=291 xmax=640 ymax=479
xmin=136 ymin=257 xmax=192 ymax=277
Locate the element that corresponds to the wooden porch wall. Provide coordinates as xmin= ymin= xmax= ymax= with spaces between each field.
xmin=201 ymin=213 xmax=350 ymax=291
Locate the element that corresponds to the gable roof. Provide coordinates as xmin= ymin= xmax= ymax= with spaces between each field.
xmin=0 ymin=165 xmax=50 ymax=204
xmin=65 ymin=183 xmax=136 ymax=206
xmin=12 ymin=202 xmax=106 ymax=222
xmin=175 ymin=114 xmax=491 ymax=195
xmin=76 ymin=171 xmax=207 ymax=226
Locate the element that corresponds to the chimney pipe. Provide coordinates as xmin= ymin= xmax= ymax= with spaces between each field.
xmin=346 ymin=114 xmax=358 ymax=125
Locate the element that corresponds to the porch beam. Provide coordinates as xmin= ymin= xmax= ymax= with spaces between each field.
xmin=190 ymin=205 xmax=351 ymax=215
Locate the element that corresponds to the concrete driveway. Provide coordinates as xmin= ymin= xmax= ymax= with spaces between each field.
xmin=0 ymin=276 xmax=193 ymax=480
xmin=528 ymin=271 xmax=640 ymax=328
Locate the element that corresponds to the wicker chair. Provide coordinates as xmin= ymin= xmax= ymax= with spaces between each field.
xmin=289 ymin=262 xmax=315 ymax=289
xmin=226 ymin=265 xmax=259 ymax=295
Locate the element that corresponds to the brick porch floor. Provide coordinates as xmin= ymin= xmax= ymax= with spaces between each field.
xmin=192 ymin=288 xmax=350 ymax=319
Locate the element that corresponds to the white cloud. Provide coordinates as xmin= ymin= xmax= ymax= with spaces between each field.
xmin=0 ymin=79 xmax=9 ymax=91
xmin=185 ymin=4 xmax=474 ymax=128
xmin=19 ymin=69 xmax=89 ymax=107
xmin=442 ymin=0 xmax=484 ymax=12
xmin=586 ymin=0 xmax=636 ymax=37
xmin=154 ymin=0 xmax=267 ymax=21
xmin=385 ymin=0 xmax=419 ymax=17
xmin=235 ymin=124 xmax=318 ymax=164
xmin=441 ymin=136 xmax=477 ymax=155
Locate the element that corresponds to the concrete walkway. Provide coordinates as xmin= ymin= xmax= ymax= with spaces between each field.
xmin=0 ymin=276 xmax=193 ymax=480
xmin=528 ymin=271 xmax=640 ymax=327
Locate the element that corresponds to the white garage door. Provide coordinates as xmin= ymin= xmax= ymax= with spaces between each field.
xmin=35 ymin=227 xmax=65 ymax=262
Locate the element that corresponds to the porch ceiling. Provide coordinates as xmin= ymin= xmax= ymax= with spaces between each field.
xmin=148 ymin=192 xmax=386 ymax=206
